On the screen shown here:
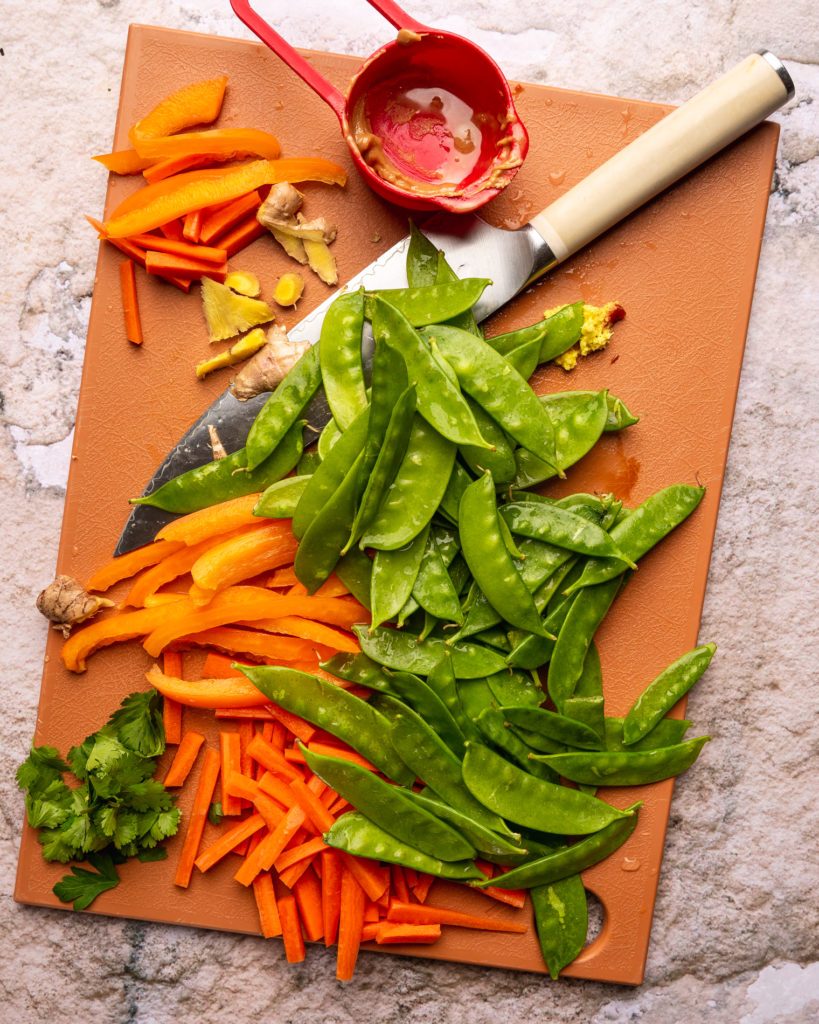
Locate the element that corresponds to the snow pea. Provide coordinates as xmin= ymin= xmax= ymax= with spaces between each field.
xmin=537 ymin=301 xmax=585 ymax=363
xmin=325 ymin=811 xmax=484 ymax=880
xmin=458 ymin=397 xmax=518 ymax=485
xmin=500 ymin=501 xmax=637 ymax=565
xmin=291 ymin=404 xmax=369 ymax=539
xmin=355 ymin=624 xmax=508 ymax=678
xmin=372 ymin=295 xmax=491 ymax=449
xmin=406 ymin=221 xmax=439 ymax=286
xmin=320 ymin=651 xmax=396 ymax=693
xmin=407 ymin=789 xmax=531 ymax=866
xmin=317 ymin=416 xmax=342 ymax=460
xmin=462 ymin=742 xmax=631 ymax=835
xmin=343 ymin=383 xmax=416 ymax=554
xmin=244 ymin=342 xmax=322 ymax=470
xmin=622 ymin=643 xmax=716 ymax=745
xmin=369 ymin=278 xmax=491 ymax=327
xmin=427 ymin=652 xmax=482 ymax=744
xmin=408 ymin=529 xmax=463 ymax=624
xmin=302 ymin=745 xmax=474 ymax=862
xmin=431 ymin=250 xmax=483 ymax=336
xmin=334 ymin=547 xmax=373 ymax=610
xmin=293 ymin=452 xmax=364 ymax=593
xmin=604 ymin=716 xmax=692 ymax=752
xmin=369 ymin=524 xmax=429 ymax=629
xmin=499 ymin=706 xmax=604 ymax=751
xmin=133 ymin=419 xmax=304 ymax=514
xmin=486 ymin=668 xmax=543 ymax=708
xmin=472 ymin=805 xmax=641 ymax=890
xmin=604 ymin=393 xmax=640 ymax=431
xmin=502 ymin=333 xmax=545 ymax=380
xmin=508 ymin=725 xmax=567 ymax=755
xmin=512 ymin=389 xmax=609 ymax=487
xmin=253 ymin=474 xmax=312 ymax=519
xmin=485 ymin=318 xmax=551 ymax=359
xmin=425 ymin=325 xmax=559 ymax=472
xmin=561 ymin=697 xmax=606 ymax=749
xmin=296 ymin=448 xmax=321 ymax=476
xmin=387 ymin=672 xmax=467 ymax=757
xmin=473 ymin=707 xmax=560 ymax=784
xmin=533 ymin=735 xmax=710 ymax=786
xmin=388 ymin=706 xmax=514 ymax=836
xmin=565 ymin=483 xmax=706 ymax=594
xmin=459 ymin=472 xmax=552 ymax=637
xmin=359 ymin=415 xmax=455 ymax=550
xmin=455 ymin=676 xmax=496 ymax=724
xmin=438 ymin=460 xmax=474 ymax=523
xmin=239 ymin=665 xmax=413 ymax=786
xmin=531 ymin=874 xmax=588 ymax=979
xmin=318 ymin=289 xmax=367 ymax=430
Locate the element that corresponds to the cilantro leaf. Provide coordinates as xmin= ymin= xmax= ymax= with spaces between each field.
xmin=25 ymin=777 xmax=73 ymax=829
xmin=208 ymin=802 xmax=224 ymax=825
xmin=108 ymin=691 xmax=165 ymax=757
xmin=52 ymin=854 xmax=120 ymax=910
xmin=16 ymin=746 xmax=71 ymax=794
xmin=137 ymin=846 xmax=168 ymax=863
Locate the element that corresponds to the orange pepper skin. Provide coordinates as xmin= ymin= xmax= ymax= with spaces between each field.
xmin=146 ymin=665 xmax=270 ymax=708
xmin=128 ymin=75 xmax=228 ymax=145
xmin=93 ymin=149 xmax=155 ymax=174
xmin=132 ymin=128 xmax=281 ymax=162
xmin=103 ymin=159 xmax=346 ymax=238
xmin=61 ymin=605 xmax=172 ymax=672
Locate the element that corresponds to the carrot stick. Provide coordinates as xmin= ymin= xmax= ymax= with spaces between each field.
xmin=238 ymin=719 xmax=255 ymax=783
xmin=219 ymin=732 xmax=242 ymax=816
xmin=173 ymin=747 xmax=220 ymax=887
xmin=278 ymin=893 xmax=306 ymax=963
xmin=85 ymin=539 xmax=185 ymax=593
xmin=265 ymin=705 xmax=316 ymax=744
xmin=375 ymin=922 xmax=441 ymax=945
xmin=257 ymin=771 xmax=300 ymax=809
xmin=214 ymin=705 xmax=276 ymax=719
xmin=125 ymin=232 xmax=228 ymax=264
xmin=119 ymin=259 xmax=143 ymax=345
xmin=182 ymin=208 xmax=202 ymax=242
xmin=321 ymin=849 xmax=343 ymax=947
xmin=204 ymin=652 xmax=256 ymax=680
xmin=340 ymin=852 xmax=390 ymax=903
xmin=155 ymin=494 xmax=264 ymax=546
xmin=234 ymin=805 xmax=305 ymax=886
xmin=293 ymin=866 xmax=324 ymax=941
xmin=199 ymin=190 xmax=262 ymax=245
xmin=159 ymin=219 xmax=187 ymax=241
xmin=252 ymin=870 xmax=283 ymax=938
xmin=336 ymin=867 xmax=366 ymax=980
xmin=274 ymin=835 xmax=328 ymax=874
xmin=194 ymin=812 xmax=266 ymax=873
xmin=363 ymin=899 xmax=379 ymax=923
xmin=145 ymin=249 xmax=226 ymax=283
xmin=360 ymin=922 xmax=380 ymax=943
xmin=479 ymin=885 xmax=527 ymax=909
xmin=411 ymin=873 xmax=435 ymax=904
xmin=160 ymin=653 xmax=184 ymax=745
xmin=386 ymin=899 xmax=527 ymax=934
xmin=391 ymin=865 xmax=410 ymax=904
xmin=288 ymin=776 xmax=335 ymax=833
xmin=247 ymin=733 xmax=303 ymax=783
xmin=215 ymin=213 xmax=266 ymax=257
xmin=163 ymin=730 xmax=205 ymax=786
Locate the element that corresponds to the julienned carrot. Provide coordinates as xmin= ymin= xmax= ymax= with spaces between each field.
xmin=85 ymin=539 xmax=185 ymax=593
xmin=174 ymin=747 xmax=220 ymax=887
xmin=214 ymin=705 xmax=276 ymax=719
xmin=288 ymin=776 xmax=335 ymax=834
xmin=146 ymin=665 xmax=270 ymax=708
xmin=190 ymin=523 xmax=299 ymax=598
xmin=340 ymin=852 xmax=390 ymax=903
xmin=161 ymin=651 xmax=184 ymax=744
xmin=474 ymin=860 xmax=526 ymax=908
xmin=238 ymin=719 xmax=254 ymax=778
xmin=199 ymin=190 xmax=261 ymax=245
xmin=85 ymin=215 xmax=191 ymax=292
xmin=155 ymin=493 xmax=263 ymax=546
xmin=234 ymin=805 xmax=305 ymax=886
xmin=215 ymin=213 xmax=267 ymax=257
xmin=125 ymin=232 xmax=228 ymax=264
xmin=386 ymin=900 xmax=527 ymax=934
xmin=145 ymin=249 xmax=227 ymax=283
xmin=275 ymin=835 xmax=328 ymax=875
xmin=163 ymin=730 xmax=205 ymax=786
xmin=293 ymin=866 xmax=324 ymax=941
xmin=264 ymin=705 xmax=316 ymax=744
xmin=247 ymin=734 xmax=303 ymax=783
xmin=321 ymin=849 xmax=343 ymax=947
xmin=143 ymin=153 xmax=215 ymax=184
xmin=220 ymin=732 xmax=242 ymax=816
xmin=257 ymin=771 xmax=300 ymax=808
xmin=375 ymin=923 xmax=441 ymax=945
xmin=182 ymin=209 xmax=202 ymax=243
xmin=194 ymin=812 xmax=266 ymax=873
xmin=412 ymin=873 xmax=435 ymax=904
xmin=391 ymin=865 xmax=410 ymax=904
xmin=278 ymin=893 xmax=306 ymax=963
xmin=203 ymin=651 xmax=254 ymax=680
xmin=336 ymin=868 xmax=366 ymax=981
xmin=119 ymin=259 xmax=143 ymax=345
xmin=252 ymin=871 xmax=283 ymax=938
xmin=159 ymin=218 xmax=187 ymax=241
xmin=62 ymin=604 xmax=172 ymax=673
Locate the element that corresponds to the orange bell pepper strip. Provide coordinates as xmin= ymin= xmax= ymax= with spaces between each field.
xmin=132 ymin=127 xmax=281 ymax=162
xmin=190 ymin=524 xmax=299 ymax=601
xmin=174 ymin=626 xmax=318 ymax=664
xmin=247 ymin=615 xmax=359 ymax=654
xmin=146 ymin=664 xmax=270 ymax=708
xmin=108 ymin=168 xmax=239 ymax=221
xmin=155 ymin=492 xmax=264 ymax=547
xmin=61 ymin=605 xmax=172 ymax=673
xmin=85 ymin=538 xmax=185 ymax=593
xmin=93 ymin=149 xmax=156 ymax=174
xmin=103 ymin=158 xmax=347 ymax=238
xmin=143 ymin=153 xmax=216 ymax=184
xmin=129 ymin=75 xmax=228 ymax=146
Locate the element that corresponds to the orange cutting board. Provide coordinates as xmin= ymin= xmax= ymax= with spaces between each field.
xmin=14 ymin=24 xmax=779 ymax=985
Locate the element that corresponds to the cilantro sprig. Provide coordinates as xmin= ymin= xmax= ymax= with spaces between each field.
xmin=16 ymin=690 xmax=181 ymax=909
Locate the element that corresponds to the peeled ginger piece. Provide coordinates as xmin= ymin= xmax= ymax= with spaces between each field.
xmin=201 ymin=276 xmax=274 ymax=342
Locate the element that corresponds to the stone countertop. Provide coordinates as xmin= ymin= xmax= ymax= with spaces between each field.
xmin=2 ymin=2 xmax=817 ymax=1021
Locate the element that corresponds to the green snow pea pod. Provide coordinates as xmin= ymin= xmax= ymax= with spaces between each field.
xmin=533 ymin=736 xmax=710 ymax=786
xmin=537 ymin=301 xmax=585 ymax=363
xmin=355 ymin=624 xmax=508 ymax=678
xmin=293 ymin=452 xmax=364 ymax=592
xmin=334 ymin=547 xmax=373 ymax=609
xmin=456 ymin=676 xmax=497 ymax=724
xmin=438 ymin=460 xmax=474 ymax=523
xmin=508 ymin=725 xmax=567 ymax=755
xmin=292 ymin=405 xmax=369 ymax=539
xmin=462 ymin=742 xmax=632 ymax=835
xmin=502 ymin=333 xmax=545 ymax=380
xmin=369 ymin=524 xmax=430 ymax=629
xmin=546 ymin=577 xmax=623 ymax=709
xmin=369 ymin=278 xmax=491 ymax=326
xmin=389 ymin=706 xmax=514 ymax=836
xmin=343 ymin=383 xmax=416 ymax=554
xmin=253 ymin=474 xmax=311 ymax=519
xmin=409 ymin=529 xmax=463 ymax=624
xmin=244 ymin=342 xmax=322 ymax=470
xmin=296 ymin=448 xmax=322 ymax=476
xmin=485 ymin=318 xmax=550 ymax=359
xmin=406 ymin=221 xmax=439 ymax=286
xmin=531 ymin=875 xmax=588 ymax=979
xmin=432 ymin=250 xmax=483 ymax=336
xmin=302 ymin=745 xmax=474 ymax=861
xmin=472 ymin=804 xmax=641 ymax=890
xmin=133 ymin=420 xmax=304 ymax=514
xmin=565 ymin=483 xmax=707 ymax=594
xmin=604 ymin=716 xmax=692 ymax=752
xmin=427 ymin=652 xmax=482 ymax=743
xmin=407 ymin=789 xmax=530 ymax=866
xmin=472 ymin=627 xmax=512 ymax=651
xmin=458 ymin=397 xmax=518 ymax=485
xmin=325 ymin=811 xmax=484 ymax=880
xmin=427 ymin=325 xmax=559 ymax=472
xmin=499 ymin=706 xmax=604 ymax=751
xmin=320 ymin=652 xmax=396 ymax=693
xmin=561 ymin=698 xmax=606 ymax=751
xmin=359 ymin=415 xmax=456 ymax=550
xmin=459 ymin=472 xmax=552 ymax=638
xmin=318 ymin=289 xmax=367 ymax=430
xmin=385 ymin=670 xmax=466 ymax=757
xmin=500 ymin=502 xmax=637 ymax=566
xmin=372 ymin=295 xmax=491 ymax=449
xmin=604 ymin=393 xmax=640 ymax=431
xmin=317 ymin=416 xmax=342 ymax=460
xmin=360 ymin=333 xmax=409 ymax=472
xmin=622 ymin=643 xmax=716 ymax=745
xmin=239 ymin=665 xmax=413 ymax=786
xmin=512 ymin=389 xmax=609 ymax=488
xmin=474 ymin=707 xmax=560 ymax=784
xmin=574 ymin=639 xmax=603 ymax=698
xmin=486 ymin=669 xmax=543 ymax=708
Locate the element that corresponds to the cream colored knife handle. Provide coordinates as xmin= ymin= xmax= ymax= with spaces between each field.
xmin=529 ymin=51 xmax=794 ymax=263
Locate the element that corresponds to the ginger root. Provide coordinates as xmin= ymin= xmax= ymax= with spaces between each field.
xmin=36 ymin=576 xmax=114 ymax=638
xmin=258 ymin=184 xmax=339 ymax=285
xmin=232 ymin=325 xmax=311 ymax=401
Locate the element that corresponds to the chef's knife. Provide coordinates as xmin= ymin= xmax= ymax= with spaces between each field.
xmin=114 ymin=51 xmax=793 ymax=555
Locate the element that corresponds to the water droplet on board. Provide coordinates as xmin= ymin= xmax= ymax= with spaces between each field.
xmin=621 ymin=857 xmax=641 ymax=872
xmin=549 ymin=170 xmax=566 ymax=185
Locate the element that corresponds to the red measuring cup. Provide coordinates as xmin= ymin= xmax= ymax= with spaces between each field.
xmin=230 ymin=0 xmax=529 ymax=212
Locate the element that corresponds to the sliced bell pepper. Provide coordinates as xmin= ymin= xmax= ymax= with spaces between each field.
xmin=128 ymin=75 xmax=228 ymax=146
xmin=146 ymin=664 xmax=269 ymax=708
xmin=61 ymin=605 xmax=171 ymax=672
xmin=93 ymin=149 xmax=156 ymax=174
xmin=132 ymin=128 xmax=281 ymax=162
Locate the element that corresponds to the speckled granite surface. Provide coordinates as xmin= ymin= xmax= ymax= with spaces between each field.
xmin=2 ymin=2 xmax=818 ymax=1021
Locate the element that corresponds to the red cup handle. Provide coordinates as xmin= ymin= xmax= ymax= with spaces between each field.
xmin=363 ymin=0 xmax=429 ymax=34
xmin=229 ymin=0 xmax=347 ymax=120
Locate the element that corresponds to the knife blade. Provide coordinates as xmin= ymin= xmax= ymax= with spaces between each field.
xmin=114 ymin=51 xmax=793 ymax=555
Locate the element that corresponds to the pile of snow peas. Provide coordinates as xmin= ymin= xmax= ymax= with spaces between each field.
xmin=163 ymin=224 xmax=717 ymax=975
